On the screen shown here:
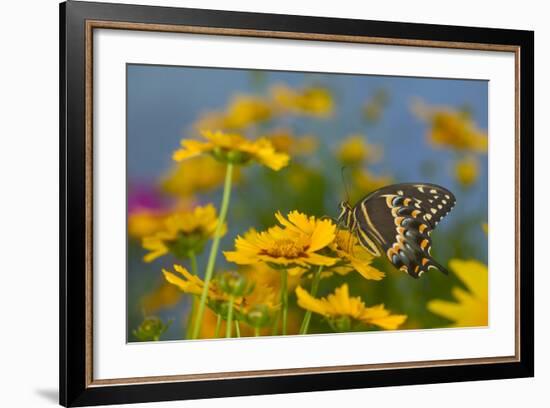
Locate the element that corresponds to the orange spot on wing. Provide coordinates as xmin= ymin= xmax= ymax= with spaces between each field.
xmin=421 ymin=239 xmax=429 ymax=250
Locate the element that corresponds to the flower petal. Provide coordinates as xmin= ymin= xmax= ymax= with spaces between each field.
xmin=308 ymin=219 xmax=336 ymax=252
xmin=350 ymin=259 xmax=385 ymax=281
xmin=360 ymin=304 xmax=407 ymax=330
xmin=173 ymin=140 xmax=212 ymax=161
xmin=449 ymin=259 xmax=488 ymax=301
xmin=295 ymin=286 xmax=329 ymax=316
xmin=306 ymin=252 xmax=338 ymax=266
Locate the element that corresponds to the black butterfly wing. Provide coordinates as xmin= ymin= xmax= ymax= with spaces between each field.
xmin=353 ymin=183 xmax=456 ymax=278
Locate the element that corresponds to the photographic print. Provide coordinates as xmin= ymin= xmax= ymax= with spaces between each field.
xmin=60 ymin=4 xmax=533 ymax=405
xmin=126 ymin=64 xmax=489 ymax=342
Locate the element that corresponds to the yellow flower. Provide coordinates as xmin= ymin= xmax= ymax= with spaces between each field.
xmin=427 ymin=259 xmax=488 ymax=327
xmin=241 ymin=262 xmax=301 ymax=293
xmin=141 ymin=281 xmax=183 ymax=315
xmin=173 ymin=130 xmax=289 ymax=171
xmin=239 ymin=279 xmax=279 ymax=314
xmin=194 ymin=95 xmax=272 ymax=131
xmin=223 ymin=95 xmax=273 ymax=129
xmin=455 ymin=156 xmax=479 ymax=187
xmin=161 ymin=155 xmax=239 ymax=197
xmin=337 ymin=134 xmax=381 ymax=166
xmin=296 ymin=284 xmax=407 ymax=330
xmin=142 ymin=204 xmax=225 ymax=262
xmin=363 ymin=89 xmax=389 ymax=124
xmin=193 ymin=306 xmax=284 ymax=338
xmin=413 ymin=100 xmax=488 ymax=152
xmin=271 ymin=84 xmax=333 ymax=117
xmin=224 ymin=211 xmax=338 ymax=268
xmin=263 ymin=129 xmax=318 ymax=156
xmin=128 ymin=209 xmax=168 ymax=239
xmin=163 ymin=264 xmax=232 ymax=303
xmin=331 ymin=230 xmax=385 ymax=281
xmin=352 ymin=168 xmax=393 ymax=196
xmin=163 ymin=265 xmax=278 ymax=317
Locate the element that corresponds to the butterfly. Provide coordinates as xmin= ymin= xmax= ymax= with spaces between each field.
xmin=337 ymin=183 xmax=456 ymax=278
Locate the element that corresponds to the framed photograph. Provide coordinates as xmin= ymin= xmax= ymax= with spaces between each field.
xmin=60 ymin=1 xmax=534 ymax=406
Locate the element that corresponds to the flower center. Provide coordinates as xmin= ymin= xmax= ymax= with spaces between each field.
xmin=264 ymin=239 xmax=306 ymax=259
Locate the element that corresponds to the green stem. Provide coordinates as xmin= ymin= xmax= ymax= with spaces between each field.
xmin=192 ymin=163 xmax=234 ymax=339
xmin=234 ymin=321 xmax=241 ymax=337
xmin=299 ymin=266 xmax=324 ymax=335
xmin=185 ymin=251 xmax=199 ymax=340
xmin=225 ymin=296 xmax=235 ymax=338
xmin=254 ymin=327 xmax=260 ymax=337
xmin=214 ymin=314 xmax=222 ymax=338
xmin=189 ymin=251 xmax=198 ymax=275
xmin=281 ymin=269 xmax=288 ymax=335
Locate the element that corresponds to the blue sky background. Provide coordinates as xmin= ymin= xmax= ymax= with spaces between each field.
xmin=127 ymin=64 xmax=488 ymax=220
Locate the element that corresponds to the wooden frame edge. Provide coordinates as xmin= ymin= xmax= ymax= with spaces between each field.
xmin=83 ymin=19 xmax=523 ymax=388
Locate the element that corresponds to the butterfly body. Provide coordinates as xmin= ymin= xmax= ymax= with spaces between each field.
xmin=338 ymin=183 xmax=456 ymax=278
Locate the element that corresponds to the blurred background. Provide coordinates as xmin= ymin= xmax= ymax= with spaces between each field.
xmin=126 ymin=64 xmax=488 ymax=341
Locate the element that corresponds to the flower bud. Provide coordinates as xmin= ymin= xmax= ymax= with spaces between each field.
xmin=246 ymin=304 xmax=271 ymax=328
xmin=218 ymin=271 xmax=254 ymax=297
xmin=132 ymin=316 xmax=172 ymax=341
xmin=329 ymin=315 xmax=352 ymax=332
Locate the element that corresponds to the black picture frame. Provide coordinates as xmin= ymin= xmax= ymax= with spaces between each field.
xmin=60 ymin=1 xmax=534 ymax=406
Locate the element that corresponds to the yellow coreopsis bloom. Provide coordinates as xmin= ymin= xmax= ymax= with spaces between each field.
xmin=352 ymin=169 xmax=393 ymax=196
xmin=296 ymin=284 xmax=407 ymax=330
xmin=239 ymin=279 xmax=279 ymax=314
xmin=427 ymin=259 xmax=488 ymax=327
xmin=161 ymin=155 xmax=237 ymax=197
xmin=263 ymin=129 xmax=319 ymax=156
xmin=163 ymin=265 xmax=278 ymax=315
xmin=336 ymin=134 xmax=381 ymax=166
xmin=222 ymin=95 xmax=273 ymax=129
xmin=128 ymin=209 xmax=168 ymax=239
xmin=173 ymin=130 xmax=289 ymax=171
xmin=331 ymin=230 xmax=385 ymax=281
xmin=271 ymin=84 xmax=333 ymax=117
xmin=163 ymin=264 xmax=233 ymax=303
xmin=413 ymin=101 xmax=488 ymax=152
xmin=142 ymin=204 xmax=226 ymax=262
xmin=195 ymin=95 xmax=273 ymax=131
xmin=141 ymin=282 xmax=183 ymax=315
xmin=454 ymin=156 xmax=479 ymax=187
xmin=224 ymin=211 xmax=338 ymax=269
xmin=242 ymin=262 xmax=301 ymax=293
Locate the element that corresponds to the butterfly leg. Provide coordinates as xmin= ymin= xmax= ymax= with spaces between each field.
xmin=347 ymin=226 xmax=357 ymax=256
